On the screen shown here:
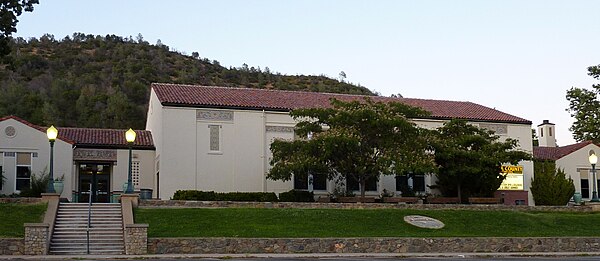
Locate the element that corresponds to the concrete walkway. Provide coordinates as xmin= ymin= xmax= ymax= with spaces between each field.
xmin=2 ymin=252 xmax=600 ymax=260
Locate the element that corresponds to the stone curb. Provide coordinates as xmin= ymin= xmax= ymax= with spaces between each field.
xmin=2 ymin=252 xmax=600 ymax=260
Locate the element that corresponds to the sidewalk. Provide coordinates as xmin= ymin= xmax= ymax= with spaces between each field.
xmin=2 ymin=252 xmax=600 ymax=260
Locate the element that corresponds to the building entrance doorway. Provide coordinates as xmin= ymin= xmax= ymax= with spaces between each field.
xmin=78 ymin=163 xmax=111 ymax=203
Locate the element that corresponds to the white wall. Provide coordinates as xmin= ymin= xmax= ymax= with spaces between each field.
xmin=112 ymin=149 xmax=156 ymax=195
xmin=556 ymin=143 xmax=600 ymax=199
xmin=159 ymin=107 xmax=198 ymax=199
xmin=0 ymin=119 xmax=73 ymax=198
xmin=145 ymin=90 xmax=163 ymax=193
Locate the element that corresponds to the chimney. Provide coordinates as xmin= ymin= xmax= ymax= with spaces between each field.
xmin=537 ymin=120 xmax=556 ymax=147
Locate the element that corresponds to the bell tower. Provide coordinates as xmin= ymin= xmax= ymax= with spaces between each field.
xmin=537 ymin=120 xmax=556 ymax=147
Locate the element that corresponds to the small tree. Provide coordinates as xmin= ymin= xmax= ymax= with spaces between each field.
xmin=432 ymin=119 xmax=531 ymax=203
xmin=531 ymin=160 xmax=575 ymax=206
xmin=268 ymin=98 xmax=437 ymax=198
xmin=19 ymin=168 xmax=50 ymax=198
xmin=0 ymin=169 xmax=5 ymax=190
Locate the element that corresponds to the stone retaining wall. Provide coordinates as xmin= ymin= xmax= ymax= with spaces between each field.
xmin=0 ymin=238 xmax=24 ymax=255
xmin=140 ymin=200 xmax=594 ymax=212
xmin=148 ymin=237 xmax=600 ymax=254
xmin=23 ymin=223 xmax=49 ymax=255
xmin=125 ymin=224 xmax=149 ymax=255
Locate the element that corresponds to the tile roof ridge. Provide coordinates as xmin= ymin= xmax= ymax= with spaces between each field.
xmin=397 ymin=96 xmax=472 ymax=104
xmin=151 ymin=82 xmax=482 ymax=104
xmin=57 ymin=126 xmax=149 ymax=132
xmin=558 ymin=140 xmax=594 ymax=148
xmin=546 ymin=140 xmax=598 ymax=160
xmin=151 ymin=82 xmax=379 ymax=98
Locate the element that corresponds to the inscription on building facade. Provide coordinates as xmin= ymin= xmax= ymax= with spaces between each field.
xmin=73 ymin=149 xmax=117 ymax=161
xmin=479 ymin=123 xmax=508 ymax=135
xmin=196 ymin=110 xmax=233 ymax=121
xmin=266 ymin=126 xmax=295 ymax=133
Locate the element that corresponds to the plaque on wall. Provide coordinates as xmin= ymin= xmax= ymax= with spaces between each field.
xmin=73 ymin=148 xmax=117 ymax=161
xmin=196 ymin=109 xmax=233 ymax=121
xmin=479 ymin=123 xmax=508 ymax=135
xmin=266 ymin=126 xmax=295 ymax=133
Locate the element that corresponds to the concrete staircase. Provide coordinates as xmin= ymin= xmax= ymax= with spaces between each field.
xmin=49 ymin=203 xmax=125 ymax=255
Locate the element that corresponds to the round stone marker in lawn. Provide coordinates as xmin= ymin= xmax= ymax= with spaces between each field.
xmin=403 ymin=215 xmax=445 ymax=229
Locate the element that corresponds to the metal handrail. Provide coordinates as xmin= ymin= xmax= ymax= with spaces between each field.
xmin=87 ymin=183 xmax=92 ymax=254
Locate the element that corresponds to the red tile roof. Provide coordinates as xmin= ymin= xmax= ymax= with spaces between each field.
xmin=58 ymin=127 xmax=154 ymax=149
xmin=533 ymin=141 xmax=596 ymax=160
xmin=0 ymin=115 xmax=154 ymax=149
xmin=152 ymin=83 xmax=531 ymax=124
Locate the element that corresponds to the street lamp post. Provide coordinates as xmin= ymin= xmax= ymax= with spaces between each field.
xmin=46 ymin=126 xmax=58 ymax=193
xmin=125 ymin=128 xmax=136 ymax=194
xmin=307 ymin=132 xmax=313 ymax=192
xmin=590 ymin=153 xmax=599 ymax=202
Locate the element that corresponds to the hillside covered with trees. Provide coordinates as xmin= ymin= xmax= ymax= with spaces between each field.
xmin=0 ymin=33 xmax=374 ymax=129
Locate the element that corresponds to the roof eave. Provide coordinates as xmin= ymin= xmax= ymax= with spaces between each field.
xmin=74 ymin=144 xmax=156 ymax=151
xmin=161 ymin=102 xmax=291 ymax=112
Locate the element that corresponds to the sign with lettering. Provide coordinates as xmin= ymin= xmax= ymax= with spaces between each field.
xmin=499 ymin=165 xmax=524 ymax=190
xmin=73 ymin=149 xmax=117 ymax=161
xmin=500 ymin=165 xmax=523 ymax=174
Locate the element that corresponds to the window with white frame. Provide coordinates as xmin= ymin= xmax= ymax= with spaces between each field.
xmin=208 ymin=125 xmax=221 ymax=152
xmin=16 ymin=152 xmax=32 ymax=191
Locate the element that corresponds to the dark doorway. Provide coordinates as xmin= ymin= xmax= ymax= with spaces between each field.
xmin=78 ymin=163 xmax=111 ymax=203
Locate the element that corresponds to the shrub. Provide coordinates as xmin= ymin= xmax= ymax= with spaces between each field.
xmin=0 ymin=170 xmax=5 ymax=189
xmin=20 ymin=170 xmax=50 ymax=198
xmin=0 ymin=193 xmax=20 ymax=198
xmin=531 ymin=161 xmax=575 ymax=206
xmin=172 ymin=190 xmax=278 ymax=202
xmin=172 ymin=190 xmax=216 ymax=201
xmin=219 ymin=192 xmax=278 ymax=202
xmin=279 ymin=190 xmax=315 ymax=202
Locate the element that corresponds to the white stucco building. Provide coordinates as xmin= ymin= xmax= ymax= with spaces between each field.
xmin=0 ymin=116 xmax=155 ymax=202
xmin=534 ymin=120 xmax=600 ymax=200
xmin=146 ymin=83 xmax=534 ymax=204
xmin=0 ymin=83 xmax=536 ymax=204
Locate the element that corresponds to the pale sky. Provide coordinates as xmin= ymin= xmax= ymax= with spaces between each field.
xmin=14 ymin=1 xmax=600 ymax=146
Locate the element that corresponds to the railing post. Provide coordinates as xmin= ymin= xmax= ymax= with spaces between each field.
xmin=87 ymin=183 xmax=92 ymax=254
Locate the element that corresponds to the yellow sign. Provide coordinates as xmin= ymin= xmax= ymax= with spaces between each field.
xmin=500 ymin=165 xmax=523 ymax=174
xmin=499 ymin=165 xmax=524 ymax=190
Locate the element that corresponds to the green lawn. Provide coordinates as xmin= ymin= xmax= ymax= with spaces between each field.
xmin=0 ymin=203 xmax=46 ymax=237
xmin=135 ymin=208 xmax=600 ymax=238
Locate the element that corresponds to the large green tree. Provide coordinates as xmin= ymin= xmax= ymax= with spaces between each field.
xmin=0 ymin=0 xmax=38 ymax=57
xmin=566 ymin=64 xmax=600 ymax=142
xmin=267 ymin=98 xmax=437 ymax=198
xmin=432 ymin=120 xmax=531 ymax=203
